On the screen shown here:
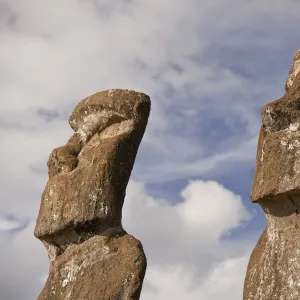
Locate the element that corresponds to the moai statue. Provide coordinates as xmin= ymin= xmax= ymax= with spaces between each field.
xmin=34 ymin=89 xmax=150 ymax=300
xmin=244 ymin=50 xmax=300 ymax=299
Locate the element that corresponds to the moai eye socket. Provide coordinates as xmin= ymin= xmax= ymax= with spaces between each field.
xmin=76 ymin=110 xmax=130 ymax=142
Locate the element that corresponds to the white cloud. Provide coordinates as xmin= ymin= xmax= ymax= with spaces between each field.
xmin=142 ymin=255 xmax=250 ymax=300
xmin=0 ymin=179 xmax=255 ymax=299
xmin=0 ymin=216 xmax=25 ymax=231
xmin=0 ymin=0 xmax=290 ymax=202
xmin=122 ymin=179 xmax=254 ymax=299
xmin=138 ymin=136 xmax=259 ymax=183
xmin=178 ymin=180 xmax=251 ymax=238
xmin=0 ymin=222 xmax=48 ymax=300
xmin=0 ymin=0 xmax=297 ymax=298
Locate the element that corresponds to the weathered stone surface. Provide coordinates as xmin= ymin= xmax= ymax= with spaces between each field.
xmin=34 ymin=89 xmax=150 ymax=300
xmin=244 ymin=51 xmax=300 ymax=299
xmin=38 ymin=235 xmax=146 ymax=300
xmin=286 ymin=50 xmax=300 ymax=92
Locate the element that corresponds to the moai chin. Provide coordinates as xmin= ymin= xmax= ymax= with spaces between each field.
xmin=34 ymin=89 xmax=150 ymax=300
xmin=244 ymin=50 xmax=300 ymax=300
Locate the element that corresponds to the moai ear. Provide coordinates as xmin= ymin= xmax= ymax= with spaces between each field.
xmin=34 ymin=89 xmax=150 ymax=300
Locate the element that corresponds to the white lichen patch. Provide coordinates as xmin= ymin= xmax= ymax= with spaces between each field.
xmin=280 ymin=139 xmax=300 ymax=150
xmin=88 ymin=188 xmax=103 ymax=207
xmin=279 ymin=175 xmax=295 ymax=192
xmin=260 ymin=149 xmax=265 ymax=162
xmin=123 ymin=272 xmax=135 ymax=286
xmin=245 ymin=205 xmax=300 ymax=299
xmin=60 ymin=240 xmax=114 ymax=288
xmin=61 ymin=258 xmax=89 ymax=288
xmin=43 ymin=242 xmax=59 ymax=263
xmin=103 ymin=245 xmax=110 ymax=255
xmin=89 ymin=193 xmax=97 ymax=207
xmin=261 ymin=140 xmax=266 ymax=162
xmin=286 ymin=51 xmax=300 ymax=90
xmin=288 ymin=139 xmax=300 ymax=150
xmin=265 ymin=106 xmax=274 ymax=114
xmin=290 ymin=122 xmax=300 ymax=132
xmin=76 ymin=110 xmax=126 ymax=143
xmin=100 ymin=202 xmax=108 ymax=215
xmin=88 ymin=193 xmax=98 ymax=202
xmin=50 ymin=285 xmax=56 ymax=295
xmin=293 ymin=150 xmax=300 ymax=174
xmin=281 ymin=140 xmax=288 ymax=146
xmin=263 ymin=106 xmax=277 ymax=132
xmin=99 ymin=120 xmax=133 ymax=139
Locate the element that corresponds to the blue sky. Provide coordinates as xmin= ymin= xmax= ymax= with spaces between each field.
xmin=0 ymin=0 xmax=299 ymax=299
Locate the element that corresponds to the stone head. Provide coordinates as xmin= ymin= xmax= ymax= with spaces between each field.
xmin=34 ymin=89 xmax=150 ymax=248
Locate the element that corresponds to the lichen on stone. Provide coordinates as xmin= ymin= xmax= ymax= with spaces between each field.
xmin=34 ymin=89 xmax=150 ymax=300
xmin=244 ymin=50 xmax=300 ymax=300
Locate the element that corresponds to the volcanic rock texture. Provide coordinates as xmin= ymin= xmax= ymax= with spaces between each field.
xmin=244 ymin=50 xmax=300 ymax=299
xmin=34 ymin=89 xmax=150 ymax=300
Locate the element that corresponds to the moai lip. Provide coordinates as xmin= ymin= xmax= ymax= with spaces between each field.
xmin=244 ymin=51 xmax=300 ymax=300
xmin=34 ymin=89 xmax=150 ymax=300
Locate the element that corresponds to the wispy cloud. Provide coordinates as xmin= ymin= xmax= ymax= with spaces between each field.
xmin=0 ymin=215 xmax=27 ymax=231
xmin=0 ymin=0 xmax=299 ymax=298
xmin=0 ymin=179 xmax=255 ymax=299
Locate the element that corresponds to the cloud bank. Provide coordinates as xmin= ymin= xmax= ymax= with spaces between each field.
xmin=1 ymin=0 xmax=299 ymax=298
xmin=0 ymin=179 xmax=254 ymax=299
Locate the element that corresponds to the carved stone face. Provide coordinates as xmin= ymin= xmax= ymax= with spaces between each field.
xmin=34 ymin=90 xmax=150 ymax=250
xmin=252 ymin=88 xmax=300 ymax=202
